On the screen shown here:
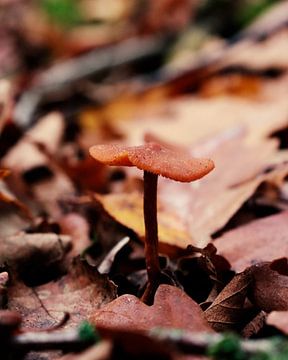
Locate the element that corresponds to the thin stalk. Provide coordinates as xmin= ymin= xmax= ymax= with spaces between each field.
xmin=142 ymin=170 xmax=161 ymax=303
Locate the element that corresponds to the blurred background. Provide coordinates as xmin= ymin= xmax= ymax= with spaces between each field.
xmin=0 ymin=0 xmax=284 ymax=128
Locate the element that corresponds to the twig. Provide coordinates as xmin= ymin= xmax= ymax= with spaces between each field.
xmin=2 ymin=323 xmax=288 ymax=359
xmin=150 ymin=328 xmax=286 ymax=358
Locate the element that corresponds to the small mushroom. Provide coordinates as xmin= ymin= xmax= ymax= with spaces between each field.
xmin=89 ymin=142 xmax=214 ymax=302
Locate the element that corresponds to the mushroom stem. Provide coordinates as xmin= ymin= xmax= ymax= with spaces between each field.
xmin=142 ymin=170 xmax=161 ymax=301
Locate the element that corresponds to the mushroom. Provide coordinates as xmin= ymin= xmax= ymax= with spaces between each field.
xmin=89 ymin=142 xmax=214 ymax=302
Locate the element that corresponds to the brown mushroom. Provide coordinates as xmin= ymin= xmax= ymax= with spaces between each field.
xmin=89 ymin=142 xmax=214 ymax=302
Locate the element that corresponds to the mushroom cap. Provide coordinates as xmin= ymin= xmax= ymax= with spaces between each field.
xmin=89 ymin=142 xmax=214 ymax=182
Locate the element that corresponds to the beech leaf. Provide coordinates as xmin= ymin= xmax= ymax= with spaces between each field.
xmin=204 ymin=271 xmax=252 ymax=332
xmin=250 ymin=259 xmax=288 ymax=312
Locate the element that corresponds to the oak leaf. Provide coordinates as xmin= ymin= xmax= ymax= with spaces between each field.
xmin=91 ymin=285 xmax=212 ymax=333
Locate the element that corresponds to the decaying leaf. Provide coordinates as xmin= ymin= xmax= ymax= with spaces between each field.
xmin=0 ymin=232 xmax=71 ymax=279
xmin=204 ymin=271 xmax=252 ymax=332
xmin=91 ymin=285 xmax=212 ymax=333
xmin=0 ymin=179 xmax=32 ymax=220
xmin=59 ymin=341 xmax=113 ymax=360
xmin=266 ymin=311 xmax=288 ymax=334
xmin=8 ymin=259 xmax=117 ymax=329
xmin=59 ymin=213 xmax=91 ymax=258
xmin=249 ymin=259 xmax=288 ymax=313
xmin=241 ymin=310 xmax=267 ymax=338
xmin=1 ymin=112 xmax=75 ymax=216
xmin=214 ymin=212 xmax=288 ymax=272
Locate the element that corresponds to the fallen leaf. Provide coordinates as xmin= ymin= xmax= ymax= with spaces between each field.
xmin=0 ymin=232 xmax=71 ymax=281
xmin=59 ymin=213 xmax=91 ymax=258
xmin=214 ymin=212 xmax=288 ymax=272
xmin=0 ymin=179 xmax=32 ymax=220
xmin=159 ymin=135 xmax=288 ymax=246
xmin=91 ymin=284 xmax=212 ymax=333
xmin=8 ymin=259 xmax=117 ymax=329
xmin=117 ymin=95 xmax=288 ymax=147
xmin=223 ymin=29 xmax=288 ymax=69
xmin=59 ymin=341 xmax=113 ymax=360
xmin=1 ymin=113 xmax=75 ymax=217
xmin=204 ymin=271 xmax=252 ymax=332
xmin=95 ymin=192 xmax=193 ymax=256
xmin=266 ymin=311 xmax=288 ymax=334
xmin=250 ymin=260 xmax=288 ymax=312
xmin=241 ymin=311 xmax=266 ymax=338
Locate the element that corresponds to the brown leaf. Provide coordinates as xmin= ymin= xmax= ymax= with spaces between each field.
xmin=266 ymin=311 xmax=288 ymax=334
xmin=95 ymin=192 xmax=193 ymax=256
xmin=214 ymin=212 xmax=288 ymax=272
xmin=204 ymin=271 xmax=252 ymax=332
xmin=59 ymin=213 xmax=91 ymax=258
xmin=223 ymin=29 xmax=288 ymax=69
xmin=0 ymin=168 xmax=10 ymax=179
xmin=59 ymin=341 xmax=113 ymax=360
xmin=158 ymin=135 xmax=287 ymax=246
xmin=91 ymin=284 xmax=212 ymax=333
xmin=8 ymin=259 xmax=117 ymax=329
xmin=0 ymin=232 xmax=71 ymax=280
xmin=1 ymin=113 xmax=75 ymax=217
xmin=250 ymin=260 xmax=288 ymax=312
xmin=118 ymin=95 xmax=288 ymax=147
xmin=241 ymin=311 xmax=267 ymax=338
xmin=0 ymin=179 xmax=33 ymax=220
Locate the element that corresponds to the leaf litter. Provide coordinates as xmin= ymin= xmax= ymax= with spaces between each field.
xmin=2 ymin=2 xmax=288 ymax=359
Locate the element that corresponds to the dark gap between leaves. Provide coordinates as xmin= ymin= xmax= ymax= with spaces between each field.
xmin=22 ymin=166 xmax=54 ymax=185
xmin=270 ymin=124 xmax=288 ymax=150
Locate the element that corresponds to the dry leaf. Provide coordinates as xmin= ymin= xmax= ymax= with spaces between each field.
xmin=91 ymin=284 xmax=212 ymax=333
xmin=95 ymin=192 xmax=192 ymax=256
xmin=59 ymin=213 xmax=91 ymax=258
xmin=8 ymin=259 xmax=117 ymax=329
xmin=241 ymin=311 xmax=267 ymax=338
xmin=223 ymin=29 xmax=288 ymax=69
xmin=250 ymin=260 xmax=288 ymax=312
xmin=1 ymin=113 xmax=75 ymax=216
xmin=0 ymin=232 xmax=71 ymax=278
xmin=117 ymin=95 xmax=288 ymax=147
xmin=204 ymin=271 xmax=252 ymax=332
xmin=159 ymin=135 xmax=286 ymax=245
xmin=214 ymin=212 xmax=288 ymax=272
xmin=266 ymin=311 xmax=288 ymax=334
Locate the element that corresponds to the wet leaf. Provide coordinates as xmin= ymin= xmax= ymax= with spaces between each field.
xmin=91 ymin=285 xmax=212 ymax=333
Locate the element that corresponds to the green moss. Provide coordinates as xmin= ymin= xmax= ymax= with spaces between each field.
xmin=78 ymin=321 xmax=100 ymax=344
xmin=41 ymin=0 xmax=82 ymax=28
